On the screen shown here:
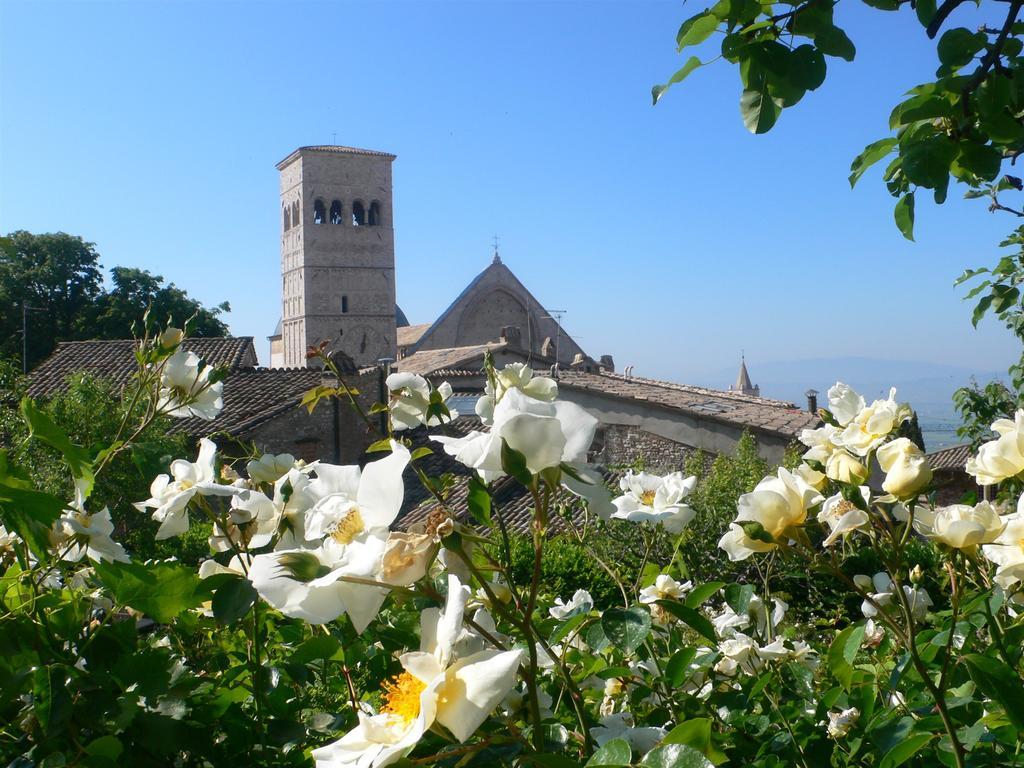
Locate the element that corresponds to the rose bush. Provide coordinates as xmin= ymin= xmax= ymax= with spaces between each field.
xmin=1 ymin=328 xmax=1022 ymax=767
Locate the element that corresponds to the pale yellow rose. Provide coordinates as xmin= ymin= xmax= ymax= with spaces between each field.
xmin=877 ymin=438 xmax=932 ymax=499
xmin=966 ymin=411 xmax=1024 ymax=485
xmin=928 ymin=502 xmax=1006 ymax=551
xmin=825 ymin=450 xmax=869 ymax=485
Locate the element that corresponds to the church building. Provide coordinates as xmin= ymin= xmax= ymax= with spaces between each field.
xmin=267 ymin=145 xmax=587 ymax=371
xmin=30 ymin=144 xmax=820 ymax=487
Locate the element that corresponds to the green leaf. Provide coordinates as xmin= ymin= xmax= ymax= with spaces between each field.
xmin=894 ymin=192 xmax=915 ymax=242
xmin=585 ymin=738 xmax=633 ymax=767
xmin=95 ymin=560 xmax=206 ymax=623
xmin=972 ymin=293 xmax=993 ymax=327
xmin=84 ymin=736 xmax=124 ymax=761
xmin=657 ymin=601 xmax=717 ymax=642
xmin=902 ymin=135 xmax=957 ymax=189
xmin=365 ymin=438 xmax=392 ymax=453
xmin=878 ymin=733 xmax=935 ymax=768
xmin=954 ymin=267 xmax=989 ymax=286
xmin=291 ymin=634 xmax=343 ymax=665
xmin=639 ymin=743 xmax=714 ymax=768
xmin=677 ymin=13 xmax=718 ymax=51
xmin=467 ymin=474 xmax=492 ymax=526
xmin=683 ymin=581 xmax=725 ymax=609
xmin=891 ymin=95 xmax=952 ymax=127
xmin=21 ymin=397 xmax=94 ymax=497
xmin=410 ymin=446 xmax=433 ymax=461
xmin=790 ymin=44 xmax=826 ymax=91
xmin=724 ymin=583 xmax=753 ymax=614
xmin=500 ymin=440 xmax=534 ymax=487
xmin=0 ymin=478 xmax=66 ymax=561
xmin=740 ymin=87 xmax=781 ymax=134
xmin=211 ymin=574 xmax=257 ymax=625
xmin=964 ymin=654 xmax=1024 ymax=730
xmin=653 ymin=56 xmax=703 ymax=105
xmin=662 ymin=718 xmax=712 ymax=752
xmin=584 ymin=620 xmax=612 ymax=652
xmin=33 ymin=664 xmax=72 ymax=736
xmin=814 ymin=26 xmax=856 ymax=61
xmin=914 ymin=0 xmax=935 ymax=26
xmin=937 ymin=28 xmax=986 ymax=68
xmin=601 ymin=606 xmax=652 ymax=654
xmin=665 ymin=647 xmax=698 ymax=687
xmin=828 ymin=623 xmax=866 ymax=690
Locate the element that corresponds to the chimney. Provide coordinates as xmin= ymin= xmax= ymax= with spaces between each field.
xmin=805 ymin=388 xmax=819 ymax=414
xmin=500 ymin=325 xmax=522 ymax=349
xmin=599 ymin=354 xmax=615 ymax=372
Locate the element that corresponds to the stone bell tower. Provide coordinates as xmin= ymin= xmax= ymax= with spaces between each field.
xmin=276 ymin=145 xmax=398 ymax=368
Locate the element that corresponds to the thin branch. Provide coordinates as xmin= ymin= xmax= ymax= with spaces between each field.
xmin=926 ymin=0 xmax=970 ymax=39
xmin=962 ymin=1 xmax=1023 ymax=112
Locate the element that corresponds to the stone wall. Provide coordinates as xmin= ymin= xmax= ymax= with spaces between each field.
xmin=595 ymin=424 xmax=695 ymax=471
xmin=556 ymin=385 xmax=796 ymax=466
xmin=242 ymin=370 xmax=382 ymax=465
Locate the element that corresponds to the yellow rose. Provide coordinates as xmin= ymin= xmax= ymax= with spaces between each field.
xmin=877 ymin=438 xmax=932 ymax=499
xmin=825 ymin=450 xmax=869 ymax=485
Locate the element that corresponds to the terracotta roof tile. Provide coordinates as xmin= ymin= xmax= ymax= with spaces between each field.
xmin=928 ymin=443 xmax=972 ymax=472
xmin=167 ymin=367 xmax=332 ymax=437
xmin=552 ymin=370 xmax=819 ymax=439
xmin=392 ymin=342 xmax=506 ymax=376
xmin=397 ymin=323 xmax=431 ymax=348
xmin=28 ymin=337 xmax=258 ymax=399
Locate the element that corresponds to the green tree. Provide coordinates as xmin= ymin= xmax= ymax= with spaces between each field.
xmin=655 ymin=0 xmax=1024 ymax=431
xmin=0 ymin=232 xmax=231 ymax=370
xmin=0 ymin=231 xmax=104 ymax=370
xmin=92 ymin=266 xmax=230 ymax=339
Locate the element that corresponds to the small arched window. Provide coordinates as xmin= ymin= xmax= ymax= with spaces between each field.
xmin=292 ymin=200 xmax=300 ymax=227
xmin=330 ymin=200 xmax=343 ymax=225
xmin=341 ymin=295 xmax=349 ymax=313
xmin=283 ymin=206 xmax=290 ymax=231
xmin=351 ymin=200 xmax=366 ymax=227
xmin=313 ymin=199 xmax=325 ymax=225
xmin=368 ymin=200 xmax=381 ymax=226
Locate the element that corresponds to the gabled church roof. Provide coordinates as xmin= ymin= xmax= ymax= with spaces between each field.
xmin=407 ymin=254 xmax=584 ymax=363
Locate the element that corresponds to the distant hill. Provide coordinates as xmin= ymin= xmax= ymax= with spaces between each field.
xmin=687 ymin=357 xmax=1008 ymax=452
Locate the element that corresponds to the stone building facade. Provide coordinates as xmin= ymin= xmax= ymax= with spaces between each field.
xmin=273 ymin=146 xmax=398 ymax=369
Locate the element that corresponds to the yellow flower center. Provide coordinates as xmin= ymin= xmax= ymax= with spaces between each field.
xmin=381 ymin=671 xmax=426 ymax=723
xmin=639 ymin=490 xmax=657 ymax=506
xmin=833 ymin=500 xmax=856 ymax=516
xmin=75 ymin=512 xmax=92 ymax=528
xmin=330 ymin=508 xmax=365 ymax=545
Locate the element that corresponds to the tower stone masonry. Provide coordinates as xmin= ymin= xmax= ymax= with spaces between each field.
xmin=276 ymin=145 xmax=398 ymax=368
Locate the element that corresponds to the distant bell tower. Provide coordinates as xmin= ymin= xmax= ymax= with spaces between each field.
xmin=275 ymin=145 xmax=398 ymax=369
xmin=729 ymin=355 xmax=760 ymax=398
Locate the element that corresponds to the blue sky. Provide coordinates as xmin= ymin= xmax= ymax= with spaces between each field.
xmin=1 ymin=0 xmax=1019 ymax=385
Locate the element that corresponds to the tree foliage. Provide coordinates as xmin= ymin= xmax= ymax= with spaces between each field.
xmin=0 ymin=231 xmax=230 ymax=370
xmin=655 ymin=0 xmax=1024 ymax=434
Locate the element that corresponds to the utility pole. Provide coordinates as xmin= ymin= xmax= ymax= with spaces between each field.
xmin=20 ymin=302 xmax=46 ymax=374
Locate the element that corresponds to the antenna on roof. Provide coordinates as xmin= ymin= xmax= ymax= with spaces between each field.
xmin=331 ymin=132 xmax=337 ymax=144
